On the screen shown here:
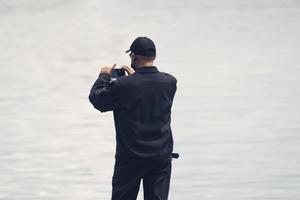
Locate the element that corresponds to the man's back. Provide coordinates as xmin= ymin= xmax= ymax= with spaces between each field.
xmin=113 ymin=66 xmax=177 ymax=163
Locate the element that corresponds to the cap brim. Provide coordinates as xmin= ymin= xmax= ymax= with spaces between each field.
xmin=125 ymin=49 xmax=131 ymax=53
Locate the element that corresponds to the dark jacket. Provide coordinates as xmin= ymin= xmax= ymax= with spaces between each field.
xmin=88 ymin=66 xmax=177 ymax=163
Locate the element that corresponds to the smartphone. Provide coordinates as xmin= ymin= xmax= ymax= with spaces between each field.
xmin=111 ymin=68 xmax=125 ymax=78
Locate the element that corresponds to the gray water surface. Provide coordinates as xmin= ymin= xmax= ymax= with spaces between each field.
xmin=1 ymin=0 xmax=300 ymax=199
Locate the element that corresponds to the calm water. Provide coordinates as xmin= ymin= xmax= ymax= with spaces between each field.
xmin=1 ymin=0 xmax=300 ymax=199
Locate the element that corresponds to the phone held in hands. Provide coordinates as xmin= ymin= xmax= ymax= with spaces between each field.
xmin=111 ymin=68 xmax=125 ymax=78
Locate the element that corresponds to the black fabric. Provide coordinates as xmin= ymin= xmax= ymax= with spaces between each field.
xmin=89 ymin=66 xmax=177 ymax=163
xmin=111 ymin=158 xmax=172 ymax=200
xmin=89 ymin=66 xmax=177 ymax=199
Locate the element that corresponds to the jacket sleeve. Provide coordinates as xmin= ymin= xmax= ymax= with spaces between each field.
xmin=88 ymin=72 xmax=122 ymax=112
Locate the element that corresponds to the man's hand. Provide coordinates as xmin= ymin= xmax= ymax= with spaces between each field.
xmin=100 ymin=64 xmax=117 ymax=75
xmin=121 ymin=65 xmax=135 ymax=75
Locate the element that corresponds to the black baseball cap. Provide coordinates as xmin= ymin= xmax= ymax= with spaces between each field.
xmin=125 ymin=36 xmax=156 ymax=57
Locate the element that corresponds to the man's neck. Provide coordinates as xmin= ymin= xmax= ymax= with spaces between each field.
xmin=138 ymin=62 xmax=154 ymax=67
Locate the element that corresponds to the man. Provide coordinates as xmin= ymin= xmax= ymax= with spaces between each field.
xmin=88 ymin=36 xmax=177 ymax=200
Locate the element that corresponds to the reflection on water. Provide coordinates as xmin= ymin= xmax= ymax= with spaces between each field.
xmin=1 ymin=0 xmax=300 ymax=199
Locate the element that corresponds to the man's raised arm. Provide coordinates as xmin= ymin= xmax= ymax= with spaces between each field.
xmin=88 ymin=65 xmax=121 ymax=112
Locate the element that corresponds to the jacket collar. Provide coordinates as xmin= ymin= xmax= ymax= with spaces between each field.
xmin=135 ymin=66 xmax=159 ymax=74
